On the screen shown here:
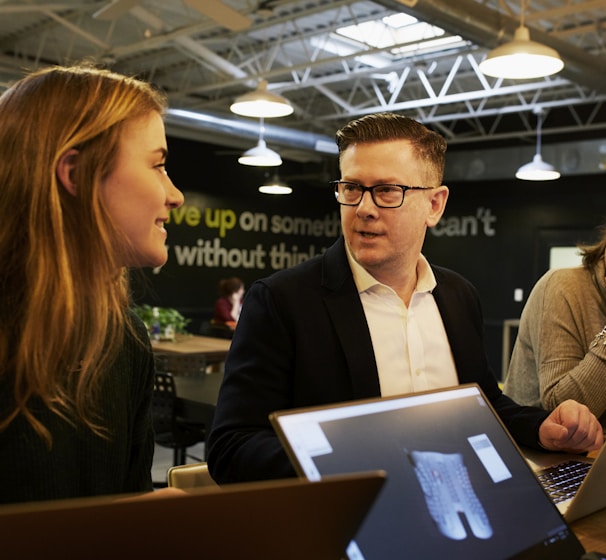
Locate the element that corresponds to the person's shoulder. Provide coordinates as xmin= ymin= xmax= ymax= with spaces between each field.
xmin=127 ymin=307 xmax=147 ymax=332
xmin=259 ymin=239 xmax=344 ymax=287
xmin=126 ymin=308 xmax=152 ymax=343
xmin=257 ymin=252 xmax=324 ymax=288
xmin=537 ymin=265 xmax=589 ymax=295
xmin=547 ymin=265 xmax=587 ymax=280
xmin=431 ymin=263 xmax=476 ymax=290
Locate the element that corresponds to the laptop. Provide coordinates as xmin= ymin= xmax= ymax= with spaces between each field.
xmin=0 ymin=472 xmax=385 ymax=560
xmin=525 ymin=443 xmax=606 ymax=522
xmin=270 ymin=383 xmax=593 ymax=560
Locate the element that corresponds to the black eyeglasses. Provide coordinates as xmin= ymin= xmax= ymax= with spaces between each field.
xmin=331 ymin=181 xmax=436 ymax=209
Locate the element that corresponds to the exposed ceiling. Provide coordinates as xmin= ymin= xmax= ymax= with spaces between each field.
xmin=2 ymin=0 xmax=606 ymax=170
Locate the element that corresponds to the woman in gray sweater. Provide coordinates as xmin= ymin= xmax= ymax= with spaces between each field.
xmin=504 ymin=226 xmax=606 ymax=426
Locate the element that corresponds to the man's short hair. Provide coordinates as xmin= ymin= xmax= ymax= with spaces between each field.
xmin=335 ymin=112 xmax=447 ymax=184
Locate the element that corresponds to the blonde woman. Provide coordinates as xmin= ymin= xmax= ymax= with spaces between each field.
xmin=0 ymin=65 xmax=184 ymax=504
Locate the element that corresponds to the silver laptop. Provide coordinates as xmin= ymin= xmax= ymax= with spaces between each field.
xmin=525 ymin=443 xmax=606 ymax=522
xmin=270 ymin=384 xmax=589 ymax=560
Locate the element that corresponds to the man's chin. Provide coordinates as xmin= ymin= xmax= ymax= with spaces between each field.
xmin=352 ymin=249 xmax=383 ymax=269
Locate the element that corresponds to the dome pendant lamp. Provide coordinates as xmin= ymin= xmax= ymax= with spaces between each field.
xmin=230 ymin=79 xmax=293 ymax=118
xmin=238 ymin=117 xmax=283 ymax=167
xmin=259 ymin=173 xmax=292 ymax=195
xmin=516 ymin=109 xmax=560 ymax=181
xmin=479 ymin=1 xmax=564 ymax=80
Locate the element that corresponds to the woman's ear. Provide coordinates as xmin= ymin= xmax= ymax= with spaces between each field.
xmin=56 ymin=148 xmax=79 ymax=196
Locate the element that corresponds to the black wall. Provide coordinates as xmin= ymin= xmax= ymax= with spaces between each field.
xmin=134 ymin=134 xmax=606 ymax=378
xmin=423 ymin=177 xmax=606 ymax=377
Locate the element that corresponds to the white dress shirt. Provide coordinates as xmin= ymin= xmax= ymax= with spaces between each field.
xmin=347 ymin=248 xmax=458 ymax=396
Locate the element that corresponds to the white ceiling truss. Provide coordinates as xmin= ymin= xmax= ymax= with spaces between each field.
xmin=2 ymin=0 xmax=606 ymax=162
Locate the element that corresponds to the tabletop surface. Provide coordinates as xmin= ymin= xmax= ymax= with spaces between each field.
xmin=571 ymin=506 xmax=606 ymax=552
xmin=151 ymin=334 xmax=231 ymax=356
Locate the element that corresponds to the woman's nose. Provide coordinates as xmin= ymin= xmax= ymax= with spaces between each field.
xmin=166 ymin=178 xmax=184 ymax=209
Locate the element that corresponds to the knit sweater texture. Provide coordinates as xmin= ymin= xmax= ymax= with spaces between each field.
xmin=0 ymin=314 xmax=155 ymax=505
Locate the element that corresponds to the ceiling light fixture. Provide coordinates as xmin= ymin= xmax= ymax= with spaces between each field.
xmin=230 ymin=79 xmax=294 ymax=118
xmin=479 ymin=1 xmax=564 ymax=79
xmin=238 ymin=118 xmax=283 ymax=167
xmin=259 ymin=174 xmax=292 ymax=195
xmin=516 ymin=109 xmax=560 ymax=181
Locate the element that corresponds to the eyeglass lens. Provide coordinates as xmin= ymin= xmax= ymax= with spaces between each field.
xmin=335 ymin=182 xmax=404 ymax=208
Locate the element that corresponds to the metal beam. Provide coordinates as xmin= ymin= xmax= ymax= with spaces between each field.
xmin=375 ymin=0 xmax=606 ymax=93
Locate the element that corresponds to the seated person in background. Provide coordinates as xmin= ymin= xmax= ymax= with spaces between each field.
xmin=207 ymin=112 xmax=603 ymax=485
xmin=504 ymin=224 xmax=606 ymax=427
xmin=212 ymin=277 xmax=245 ymax=330
xmin=0 ymin=64 xmax=184 ymax=504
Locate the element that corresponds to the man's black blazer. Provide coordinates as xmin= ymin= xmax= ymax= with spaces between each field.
xmin=207 ymin=237 xmax=548 ymax=484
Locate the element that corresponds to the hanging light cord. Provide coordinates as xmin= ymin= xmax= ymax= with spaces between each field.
xmin=535 ymin=109 xmax=543 ymax=156
xmin=259 ymin=116 xmax=266 ymax=143
xmin=519 ymin=0 xmax=526 ymax=30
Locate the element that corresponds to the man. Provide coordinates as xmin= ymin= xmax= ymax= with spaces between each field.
xmin=207 ymin=113 xmax=602 ymax=484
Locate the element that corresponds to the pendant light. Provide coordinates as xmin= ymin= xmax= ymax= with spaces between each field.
xmin=230 ymin=79 xmax=294 ymax=118
xmin=479 ymin=1 xmax=564 ymax=80
xmin=239 ymin=117 xmax=283 ymax=167
xmin=516 ymin=109 xmax=560 ymax=181
xmin=259 ymin=173 xmax=292 ymax=195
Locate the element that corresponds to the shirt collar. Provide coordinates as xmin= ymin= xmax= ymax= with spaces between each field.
xmin=345 ymin=243 xmax=437 ymax=294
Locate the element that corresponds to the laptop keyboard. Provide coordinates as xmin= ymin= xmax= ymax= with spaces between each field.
xmin=536 ymin=460 xmax=591 ymax=504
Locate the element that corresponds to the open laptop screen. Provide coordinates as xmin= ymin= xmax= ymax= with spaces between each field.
xmin=271 ymin=384 xmax=585 ymax=560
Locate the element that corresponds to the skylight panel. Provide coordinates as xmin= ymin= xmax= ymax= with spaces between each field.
xmin=336 ymin=12 xmax=464 ymax=56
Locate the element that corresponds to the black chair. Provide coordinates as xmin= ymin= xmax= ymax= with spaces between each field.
xmin=199 ymin=319 xmax=234 ymax=339
xmin=152 ymin=371 xmax=208 ymax=469
xmin=154 ymin=353 xmax=207 ymax=377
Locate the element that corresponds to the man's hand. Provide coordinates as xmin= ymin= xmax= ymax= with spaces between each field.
xmin=538 ymin=400 xmax=604 ymax=453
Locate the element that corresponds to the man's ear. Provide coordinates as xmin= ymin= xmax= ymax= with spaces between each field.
xmin=56 ymin=148 xmax=79 ymax=196
xmin=426 ymin=185 xmax=449 ymax=228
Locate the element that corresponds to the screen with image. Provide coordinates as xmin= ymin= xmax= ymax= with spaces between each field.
xmin=272 ymin=385 xmax=585 ymax=560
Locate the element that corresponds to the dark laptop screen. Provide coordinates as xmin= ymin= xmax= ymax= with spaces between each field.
xmin=271 ymin=385 xmax=585 ymax=560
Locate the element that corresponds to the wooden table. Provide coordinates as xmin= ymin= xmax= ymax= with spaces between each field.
xmin=151 ymin=334 xmax=231 ymax=364
xmin=572 ymin=507 xmax=606 ymax=552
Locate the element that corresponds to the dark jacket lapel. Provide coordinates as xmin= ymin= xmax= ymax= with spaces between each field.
xmin=321 ymin=237 xmax=381 ymax=398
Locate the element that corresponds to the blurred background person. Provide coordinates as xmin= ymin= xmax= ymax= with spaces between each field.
xmin=212 ymin=277 xmax=245 ymax=331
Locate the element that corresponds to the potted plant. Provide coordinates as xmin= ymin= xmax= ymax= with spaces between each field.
xmin=131 ymin=304 xmax=191 ymax=341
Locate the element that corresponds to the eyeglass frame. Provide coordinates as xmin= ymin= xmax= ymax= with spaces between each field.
xmin=330 ymin=180 xmax=437 ymax=209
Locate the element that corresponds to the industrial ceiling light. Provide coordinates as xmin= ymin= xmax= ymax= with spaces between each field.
xmin=259 ymin=174 xmax=292 ymax=195
xmin=238 ymin=118 xmax=283 ymax=167
xmin=239 ymin=140 xmax=282 ymax=166
xmin=516 ymin=109 xmax=560 ymax=181
xmin=479 ymin=1 xmax=564 ymax=79
xmin=230 ymin=79 xmax=294 ymax=118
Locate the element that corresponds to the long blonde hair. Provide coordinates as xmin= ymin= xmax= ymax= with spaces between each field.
xmin=0 ymin=65 xmax=168 ymax=444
